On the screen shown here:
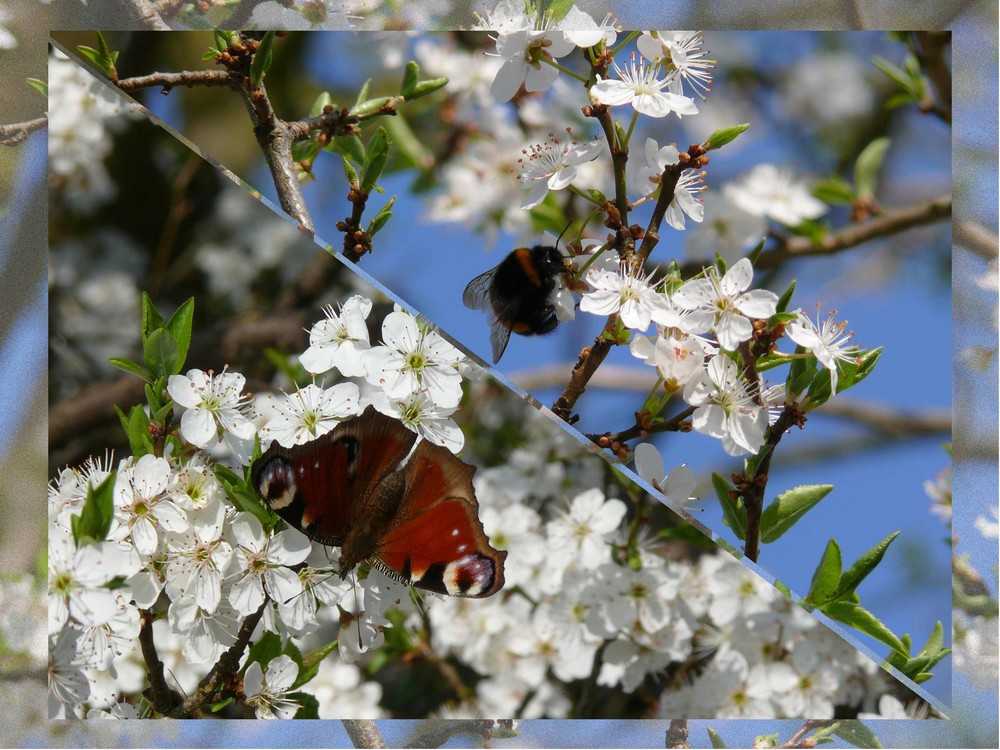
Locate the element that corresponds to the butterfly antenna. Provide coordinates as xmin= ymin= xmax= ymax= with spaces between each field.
xmin=352 ymin=569 xmax=363 ymax=650
xmin=281 ymin=568 xmax=338 ymax=606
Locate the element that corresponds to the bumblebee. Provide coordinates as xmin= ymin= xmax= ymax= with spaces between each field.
xmin=463 ymin=245 xmax=569 ymax=364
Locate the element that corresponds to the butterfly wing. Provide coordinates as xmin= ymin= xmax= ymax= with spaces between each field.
xmin=251 ymin=407 xmax=416 ymax=549
xmin=373 ymin=439 xmax=506 ymax=598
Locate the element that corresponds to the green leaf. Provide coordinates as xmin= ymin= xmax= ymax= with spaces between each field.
xmin=142 ymin=328 xmax=179 ymax=379
xmin=117 ymin=404 xmax=154 ymax=458
xmin=244 ymin=631 xmax=283 ymax=673
xmin=327 ymin=134 xmax=366 ymax=166
xmin=787 ymin=344 xmax=818 ymax=396
xmin=290 ymin=691 xmax=319 ymax=719
xmin=812 ymin=177 xmax=856 ymax=205
xmin=760 ymin=484 xmax=833 ymax=543
xmin=711 ymin=472 xmax=746 ymax=538
xmin=360 ymin=126 xmax=391 ymax=192
xmin=854 ymin=137 xmax=891 ymax=200
xmin=73 ymin=474 xmax=117 ymax=547
xmin=872 ymin=56 xmax=913 ymax=91
xmin=833 ymin=531 xmax=900 ymax=600
xmin=108 ymin=357 xmax=151 ymax=382
xmin=354 ymin=78 xmax=372 ymax=110
xmin=832 ymin=721 xmax=883 ymax=750
xmin=755 ymin=734 xmax=779 ymax=748
xmin=210 ymin=696 xmax=234 ymax=712
xmin=702 ymin=123 xmax=750 ymax=151
xmin=352 ymin=96 xmax=392 ymax=118
xmin=308 ymin=91 xmax=333 ymax=118
xmin=141 ymin=292 xmax=165 ymax=342
xmin=707 ymin=726 xmax=727 ymax=749
xmin=918 ymin=620 xmax=944 ymax=659
xmin=777 ymin=279 xmax=795 ymax=313
xmin=823 ymin=601 xmax=907 ymax=655
xmin=216 ymin=466 xmax=274 ymax=529
xmin=367 ymin=197 xmax=396 ymax=238
xmin=400 ymin=60 xmax=420 ymax=97
xmin=291 ymin=138 xmax=321 ymax=164
xmin=537 ymin=0 xmax=578 ymax=22
xmin=26 ymin=78 xmax=47 ymax=97
xmin=249 ymin=30 xmax=275 ymax=87
xmin=76 ymin=45 xmax=104 ymax=70
xmin=213 ymin=30 xmax=234 ymax=52
xmin=805 ymin=365 xmax=834 ymax=407
xmin=834 ymin=346 xmax=882 ymax=392
xmin=164 ymin=298 xmax=195 ymax=375
xmin=745 ymin=236 xmax=766 ymax=265
xmin=405 ymin=76 xmax=449 ymax=101
xmin=806 ymin=539 xmax=842 ymax=605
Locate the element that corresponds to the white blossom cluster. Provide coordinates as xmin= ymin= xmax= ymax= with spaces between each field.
xmin=48 ymin=49 xmax=143 ymax=213
xmin=416 ymin=13 xmax=828 ymax=267
xmin=582 ymin=257 xmax=861 ymax=466
xmin=47 ymin=300 xmax=465 ymax=719
xmin=418 ymin=437 xmax=892 ymax=718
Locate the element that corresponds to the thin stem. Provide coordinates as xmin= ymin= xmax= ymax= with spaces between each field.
xmin=539 ymin=56 xmax=590 ymax=83
xmin=567 ymin=183 xmax=606 ymax=207
xmin=0 ymin=117 xmax=48 ymax=147
xmin=622 ymin=110 xmax=639 ymax=149
xmin=610 ymin=30 xmax=641 ymax=57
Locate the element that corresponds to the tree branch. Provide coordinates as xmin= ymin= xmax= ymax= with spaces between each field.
xmin=914 ymin=31 xmax=952 ymax=124
xmin=753 ymin=195 xmax=951 ymax=270
xmin=954 ymin=219 xmax=998 ymax=261
xmin=116 ymin=69 xmax=235 ymax=93
xmin=138 ymin=609 xmax=184 ymax=714
xmin=123 ymin=0 xmax=173 ymax=30
xmin=0 ymin=117 xmax=48 ymax=147
xmin=172 ymin=600 xmax=268 ymax=718
xmin=403 ymin=720 xmax=517 ymax=749
xmin=344 ymin=720 xmax=387 ymax=748
xmin=665 ymin=719 xmax=690 ymax=749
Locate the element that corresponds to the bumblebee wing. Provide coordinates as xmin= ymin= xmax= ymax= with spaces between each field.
xmin=488 ymin=314 xmax=513 ymax=364
xmin=463 ymin=266 xmax=514 ymax=364
xmin=462 ymin=267 xmax=497 ymax=312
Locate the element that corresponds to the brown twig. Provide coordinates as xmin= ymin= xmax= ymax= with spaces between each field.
xmin=116 ymin=69 xmax=235 ymax=93
xmin=344 ymin=720 xmax=387 ymax=748
xmin=666 ymin=719 xmax=690 ymax=749
xmin=778 ymin=720 xmax=836 ymax=748
xmin=913 ymin=31 xmax=952 ymax=124
xmin=124 ymin=0 xmax=173 ymax=30
xmin=0 ymin=117 xmax=48 ymax=147
xmin=954 ymin=220 xmax=998 ymax=261
xmin=753 ymin=195 xmax=951 ymax=270
xmin=138 ymin=609 xmax=184 ymax=714
xmin=172 ymin=600 xmax=268 ymax=717
xmin=403 ymin=720 xmax=516 ymax=749
xmin=742 ymin=403 xmax=805 ymax=562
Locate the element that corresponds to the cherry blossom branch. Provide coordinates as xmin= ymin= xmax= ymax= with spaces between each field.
xmin=777 ymin=720 xmax=837 ymax=748
xmin=666 ymin=719 xmax=690 ymax=749
xmin=954 ymin=219 xmax=998 ymax=261
xmin=116 ymin=69 xmax=234 ymax=93
xmin=123 ymin=0 xmax=172 ymax=30
xmin=171 ymin=600 xmax=268 ymax=717
xmin=913 ymin=31 xmax=952 ymax=124
xmin=403 ymin=720 xmax=516 ymax=749
xmin=0 ymin=117 xmax=48 ymax=147
xmin=741 ymin=403 xmax=806 ymax=562
xmin=344 ymin=720 xmax=387 ymax=749
xmin=138 ymin=609 xmax=184 ymax=714
xmin=551 ymin=143 xmax=708 ymax=425
xmin=753 ymin=195 xmax=951 ymax=270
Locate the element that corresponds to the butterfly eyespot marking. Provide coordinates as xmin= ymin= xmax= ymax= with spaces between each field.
xmin=254 ymin=456 xmax=298 ymax=510
xmin=442 ymin=554 xmax=497 ymax=597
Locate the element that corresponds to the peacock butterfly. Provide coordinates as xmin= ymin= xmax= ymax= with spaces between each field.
xmin=250 ymin=406 xmax=506 ymax=598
